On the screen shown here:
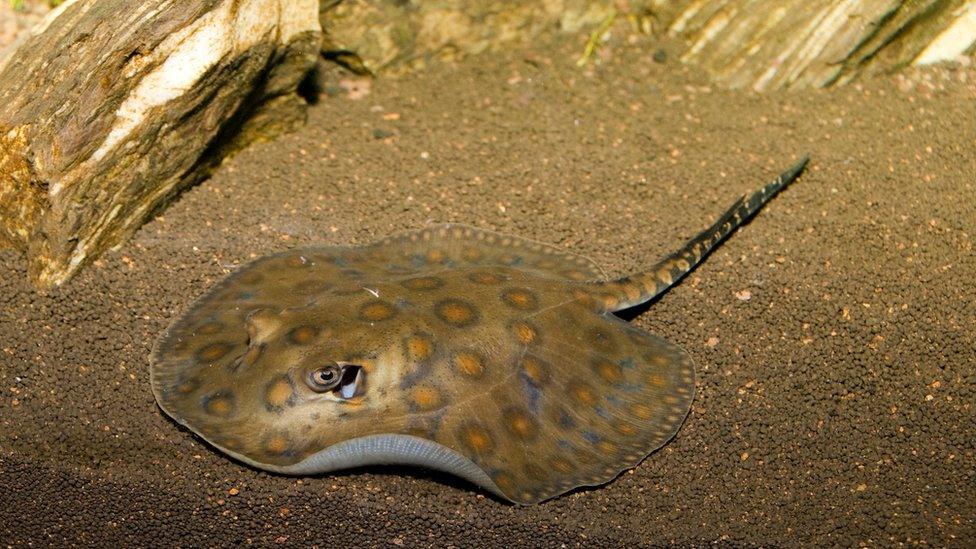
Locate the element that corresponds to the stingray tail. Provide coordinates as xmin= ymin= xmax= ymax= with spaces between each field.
xmin=592 ymin=156 xmax=809 ymax=312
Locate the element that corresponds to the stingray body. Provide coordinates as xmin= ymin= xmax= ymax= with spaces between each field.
xmin=151 ymin=158 xmax=808 ymax=504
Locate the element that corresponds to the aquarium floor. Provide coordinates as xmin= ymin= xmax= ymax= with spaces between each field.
xmin=2 ymin=34 xmax=973 ymax=546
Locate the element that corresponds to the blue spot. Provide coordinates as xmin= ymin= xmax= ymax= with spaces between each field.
xmin=519 ymin=371 xmax=542 ymax=414
xmin=557 ymin=439 xmax=573 ymax=450
xmin=558 ymin=411 xmax=576 ymax=429
xmin=582 ymin=430 xmax=601 ymax=444
xmin=595 ymin=407 xmax=613 ymax=420
xmin=605 ymin=394 xmax=623 ymax=407
xmin=620 ymin=357 xmax=637 ymax=370
xmin=399 ymin=364 xmax=431 ymax=390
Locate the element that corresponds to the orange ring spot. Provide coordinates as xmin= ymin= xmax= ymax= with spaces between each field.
xmin=468 ymin=271 xmax=504 ymax=285
xmin=197 ymin=342 xmax=231 ymax=362
xmin=521 ymin=355 xmax=549 ymax=385
xmin=568 ymin=382 xmax=597 ymax=406
xmin=503 ymin=408 xmax=537 ymax=439
xmin=360 ymin=301 xmax=396 ymax=321
xmin=630 ymin=403 xmax=654 ymax=419
xmin=459 ymin=424 xmax=495 ymax=455
xmin=598 ymin=441 xmax=617 ymax=454
xmin=648 ymin=373 xmax=667 ymax=388
xmin=461 ymin=247 xmax=483 ymax=261
xmin=401 ymin=276 xmax=444 ymax=290
xmin=265 ymin=435 xmax=289 ymax=455
xmin=549 ymin=457 xmax=574 ymax=474
xmin=204 ymin=392 xmax=234 ymax=417
xmin=454 ymin=351 xmax=485 ymax=377
xmin=615 ymin=422 xmax=639 ymax=436
xmin=436 ymin=299 xmax=478 ymax=327
xmin=425 ymin=249 xmax=447 ymax=263
xmin=594 ymin=359 xmax=624 ymax=383
xmin=265 ymin=377 xmax=294 ymax=408
xmin=410 ymin=386 xmax=442 ymax=411
xmin=512 ymin=322 xmax=537 ymax=344
xmin=406 ymin=336 xmax=435 ymax=362
xmin=501 ymin=288 xmax=539 ymax=311
xmin=288 ymin=325 xmax=317 ymax=344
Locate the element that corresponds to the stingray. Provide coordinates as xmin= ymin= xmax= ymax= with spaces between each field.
xmin=150 ymin=157 xmax=808 ymax=504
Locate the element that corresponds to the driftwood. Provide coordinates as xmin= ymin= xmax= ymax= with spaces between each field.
xmin=319 ymin=0 xmax=618 ymax=74
xmin=663 ymin=0 xmax=976 ymax=90
xmin=0 ymin=0 xmax=320 ymax=289
xmin=321 ymin=0 xmax=976 ymax=86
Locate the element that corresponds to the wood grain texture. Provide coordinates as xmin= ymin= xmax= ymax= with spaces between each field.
xmin=321 ymin=0 xmax=975 ymax=86
xmin=0 ymin=0 xmax=320 ymax=288
xmin=666 ymin=0 xmax=976 ymax=90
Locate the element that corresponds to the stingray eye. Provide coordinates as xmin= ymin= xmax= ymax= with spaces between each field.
xmin=307 ymin=364 xmax=342 ymax=392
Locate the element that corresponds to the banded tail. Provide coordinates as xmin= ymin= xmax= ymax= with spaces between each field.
xmin=592 ymin=156 xmax=809 ymax=312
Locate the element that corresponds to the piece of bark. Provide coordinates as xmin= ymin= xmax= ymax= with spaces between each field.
xmin=0 ymin=0 xmax=321 ymax=289
xmin=319 ymin=0 xmax=975 ymax=87
xmin=320 ymin=0 xmax=617 ymax=74
xmin=661 ymin=0 xmax=976 ymax=90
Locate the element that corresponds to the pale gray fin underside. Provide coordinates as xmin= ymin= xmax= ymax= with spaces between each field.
xmin=224 ymin=434 xmax=505 ymax=500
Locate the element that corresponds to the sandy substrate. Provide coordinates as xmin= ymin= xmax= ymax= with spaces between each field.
xmin=1 ymin=33 xmax=974 ymax=546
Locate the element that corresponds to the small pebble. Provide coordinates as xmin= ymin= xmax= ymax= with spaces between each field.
xmin=339 ymin=77 xmax=371 ymax=100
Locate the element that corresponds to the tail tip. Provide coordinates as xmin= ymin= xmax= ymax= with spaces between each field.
xmin=779 ymin=154 xmax=810 ymax=184
xmin=793 ymin=154 xmax=811 ymax=172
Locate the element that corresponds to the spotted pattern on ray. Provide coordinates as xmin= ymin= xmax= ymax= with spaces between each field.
xmin=151 ymin=228 xmax=689 ymax=505
xmin=150 ymin=159 xmax=809 ymax=505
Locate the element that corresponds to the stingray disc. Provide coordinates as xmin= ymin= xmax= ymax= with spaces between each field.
xmin=150 ymin=224 xmax=693 ymax=504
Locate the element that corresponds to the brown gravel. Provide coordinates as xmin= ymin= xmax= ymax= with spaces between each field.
xmin=1 ymin=32 xmax=974 ymax=547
